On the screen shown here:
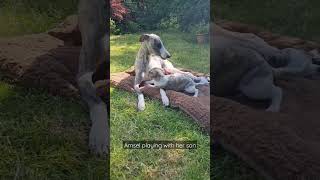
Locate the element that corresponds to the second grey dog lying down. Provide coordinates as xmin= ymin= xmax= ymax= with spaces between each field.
xmin=147 ymin=67 xmax=200 ymax=97
xmin=212 ymin=23 xmax=320 ymax=112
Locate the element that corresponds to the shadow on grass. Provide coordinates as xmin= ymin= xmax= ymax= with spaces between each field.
xmin=0 ymin=81 xmax=107 ymax=179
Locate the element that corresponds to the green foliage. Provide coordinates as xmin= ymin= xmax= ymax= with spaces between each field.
xmin=190 ymin=22 xmax=209 ymax=34
xmin=123 ymin=20 xmax=141 ymax=33
xmin=110 ymin=18 xmax=121 ymax=35
xmin=158 ymin=16 xmax=180 ymax=30
xmin=120 ymin=0 xmax=210 ymax=33
xmin=175 ymin=0 xmax=210 ymax=32
xmin=213 ymin=0 xmax=320 ymax=42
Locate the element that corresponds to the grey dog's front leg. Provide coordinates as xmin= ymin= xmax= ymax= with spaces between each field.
xmin=78 ymin=42 xmax=109 ymax=155
xmin=78 ymin=0 xmax=109 ymax=155
xmin=77 ymin=72 xmax=109 ymax=154
xmin=134 ymin=71 xmax=146 ymax=111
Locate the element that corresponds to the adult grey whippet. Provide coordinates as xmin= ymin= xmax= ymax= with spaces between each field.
xmin=134 ymin=34 xmax=172 ymax=111
xmin=134 ymin=34 xmax=209 ymax=111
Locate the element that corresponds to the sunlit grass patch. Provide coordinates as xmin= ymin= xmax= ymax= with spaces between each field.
xmin=110 ymin=88 xmax=210 ymax=179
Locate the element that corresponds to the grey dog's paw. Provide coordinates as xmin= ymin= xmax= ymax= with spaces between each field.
xmin=88 ymin=103 xmax=109 ymax=155
xmin=89 ymin=124 xmax=109 ymax=155
xmin=137 ymin=100 xmax=145 ymax=111
xmin=137 ymin=94 xmax=146 ymax=111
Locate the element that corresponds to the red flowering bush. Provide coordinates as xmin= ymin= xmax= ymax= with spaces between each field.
xmin=111 ymin=0 xmax=129 ymax=21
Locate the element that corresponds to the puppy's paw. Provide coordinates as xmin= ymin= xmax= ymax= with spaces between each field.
xmin=89 ymin=123 xmax=109 ymax=155
xmin=89 ymin=102 xmax=109 ymax=155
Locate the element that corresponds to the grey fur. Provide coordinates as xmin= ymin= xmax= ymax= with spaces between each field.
xmin=134 ymin=34 xmax=171 ymax=110
xmin=134 ymin=33 xmax=209 ymax=110
xmin=148 ymin=67 xmax=199 ymax=97
xmin=77 ymin=0 xmax=109 ymax=155
xmin=212 ymin=23 xmax=320 ymax=112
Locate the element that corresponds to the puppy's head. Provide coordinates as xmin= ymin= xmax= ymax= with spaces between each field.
xmin=139 ymin=34 xmax=171 ymax=59
xmin=148 ymin=67 xmax=165 ymax=81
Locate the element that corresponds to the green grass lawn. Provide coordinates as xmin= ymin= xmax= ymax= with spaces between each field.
xmin=110 ymin=32 xmax=210 ymax=179
xmin=0 ymin=1 xmax=108 ymax=179
xmin=0 ymin=0 xmax=77 ymax=36
xmin=0 ymin=83 xmax=108 ymax=179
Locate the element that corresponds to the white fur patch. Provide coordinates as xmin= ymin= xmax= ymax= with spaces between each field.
xmin=160 ymin=89 xmax=169 ymax=106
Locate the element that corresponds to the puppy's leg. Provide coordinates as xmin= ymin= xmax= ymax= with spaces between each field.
xmin=273 ymin=48 xmax=315 ymax=78
xmin=239 ymin=65 xmax=282 ymax=112
xmin=266 ymin=86 xmax=282 ymax=112
xmin=273 ymin=67 xmax=305 ymax=78
xmin=78 ymin=72 xmax=109 ymax=154
xmin=185 ymin=86 xmax=198 ymax=97
xmin=160 ymin=88 xmax=169 ymax=106
xmin=193 ymin=88 xmax=199 ymax=97
xmin=167 ymin=66 xmax=209 ymax=84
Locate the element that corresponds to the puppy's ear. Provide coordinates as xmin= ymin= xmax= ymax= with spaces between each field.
xmin=139 ymin=34 xmax=149 ymax=42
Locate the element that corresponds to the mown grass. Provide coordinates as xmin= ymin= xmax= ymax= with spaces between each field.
xmin=0 ymin=83 xmax=108 ymax=179
xmin=0 ymin=0 xmax=108 ymax=179
xmin=0 ymin=0 xmax=77 ymax=36
xmin=110 ymin=32 xmax=210 ymax=179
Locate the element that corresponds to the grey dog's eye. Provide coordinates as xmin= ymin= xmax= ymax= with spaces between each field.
xmin=156 ymin=42 xmax=162 ymax=49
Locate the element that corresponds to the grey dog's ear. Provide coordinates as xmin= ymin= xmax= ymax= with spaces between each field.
xmin=139 ymin=34 xmax=149 ymax=42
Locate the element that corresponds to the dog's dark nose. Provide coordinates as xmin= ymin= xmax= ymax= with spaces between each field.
xmin=167 ymin=54 xmax=171 ymax=58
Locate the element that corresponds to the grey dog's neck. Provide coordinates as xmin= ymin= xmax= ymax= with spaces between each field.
xmin=138 ymin=43 xmax=161 ymax=61
xmin=137 ymin=43 xmax=149 ymax=61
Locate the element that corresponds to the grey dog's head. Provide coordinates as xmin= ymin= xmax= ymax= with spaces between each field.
xmin=139 ymin=34 xmax=171 ymax=59
xmin=148 ymin=67 xmax=165 ymax=81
